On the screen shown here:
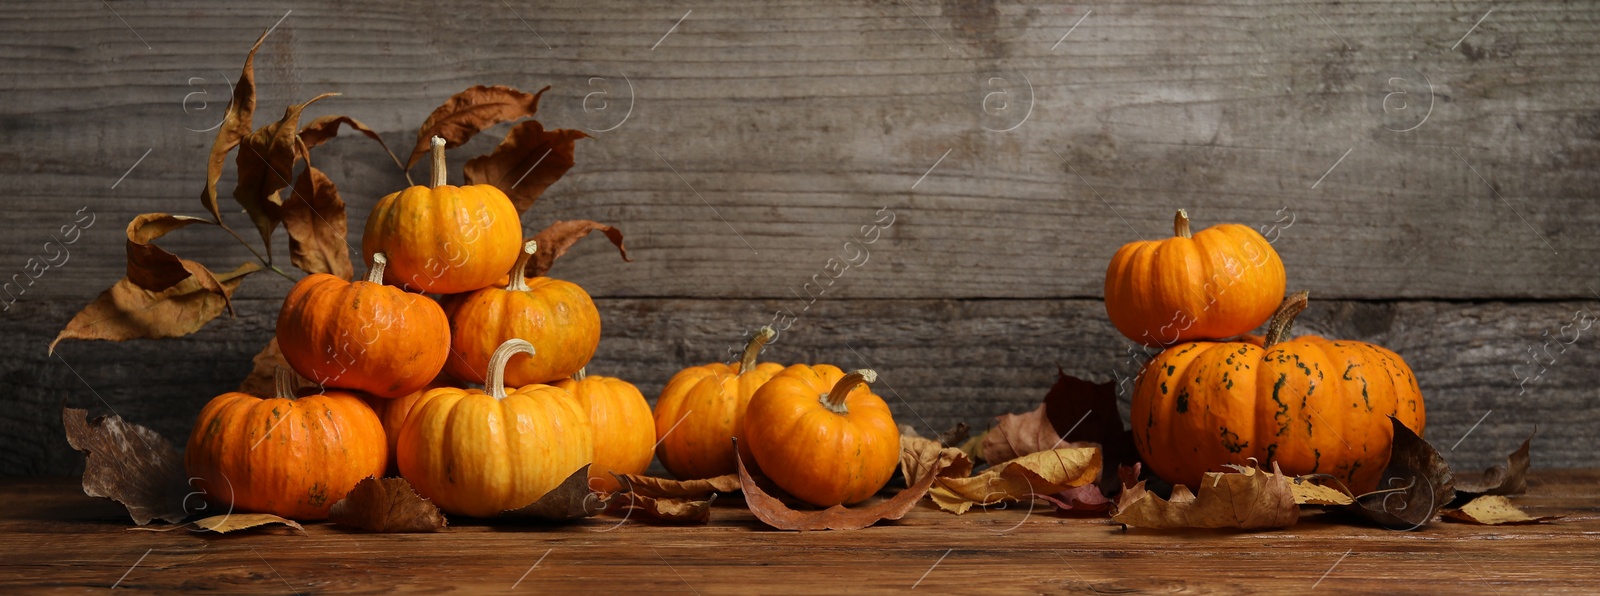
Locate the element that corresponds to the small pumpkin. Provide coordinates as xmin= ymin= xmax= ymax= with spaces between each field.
xmin=396 ymin=339 xmax=594 ymax=517
xmin=277 ymin=253 xmax=451 ymax=398
xmin=444 ymin=240 xmax=601 ymax=386
xmin=741 ymin=366 xmax=901 ymax=507
xmin=362 ymin=376 xmax=455 ymax=476
xmin=185 ymin=369 xmax=386 ymax=520
xmin=653 ymin=328 xmax=785 ymax=480
xmin=362 ymin=136 xmax=522 ymax=294
xmin=1105 ymin=209 xmax=1287 ymax=346
xmin=1131 ymin=291 xmax=1426 ymax=493
xmin=553 ymin=368 xmax=654 ymax=493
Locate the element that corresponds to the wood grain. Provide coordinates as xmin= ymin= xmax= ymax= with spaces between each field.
xmin=1 ymin=473 xmax=1596 ymax=594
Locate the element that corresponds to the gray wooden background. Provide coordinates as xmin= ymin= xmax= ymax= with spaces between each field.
xmin=3 ymin=1 xmax=1596 ymax=476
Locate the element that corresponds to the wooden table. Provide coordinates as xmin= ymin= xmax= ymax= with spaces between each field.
xmin=4 ymin=472 xmax=1598 ymax=594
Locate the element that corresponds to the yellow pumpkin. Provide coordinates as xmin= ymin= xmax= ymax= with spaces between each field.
xmin=553 ymin=369 xmax=655 ymax=493
xmin=653 ymin=328 xmax=784 ymax=480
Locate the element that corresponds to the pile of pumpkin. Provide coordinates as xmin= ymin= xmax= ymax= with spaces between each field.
xmin=183 ymin=139 xmax=902 ymax=520
xmin=1108 ymin=210 xmax=1426 ymax=494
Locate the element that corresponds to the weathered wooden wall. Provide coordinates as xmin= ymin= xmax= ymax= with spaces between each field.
xmin=2 ymin=0 xmax=1597 ymax=475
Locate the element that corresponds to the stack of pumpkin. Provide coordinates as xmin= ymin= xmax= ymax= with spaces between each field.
xmin=183 ymin=138 xmax=904 ymax=520
xmin=1107 ymin=210 xmax=1426 ymax=494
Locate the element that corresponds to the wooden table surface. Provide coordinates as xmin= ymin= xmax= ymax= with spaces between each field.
xmin=4 ymin=472 xmax=1598 ymax=594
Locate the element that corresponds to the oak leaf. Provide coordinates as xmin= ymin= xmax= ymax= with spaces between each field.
xmin=463 ymin=120 xmax=588 ymax=213
xmin=281 ymin=165 xmax=352 ymax=279
xmin=50 ymin=262 xmax=260 ymax=354
xmin=407 ymin=85 xmax=549 ymax=170
xmin=526 ymin=220 xmax=631 ymax=278
xmin=62 ymin=407 xmax=188 ymax=525
xmin=1113 ymin=462 xmax=1299 ymax=530
xmin=329 ymin=477 xmax=447 ymax=532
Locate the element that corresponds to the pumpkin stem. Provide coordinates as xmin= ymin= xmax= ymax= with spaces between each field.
xmin=1263 ymin=290 xmax=1311 ymax=349
xmin=485 ymin=338 xmax=537 ymax=399
xmin=820 ymin=369 xmax=877 ymax=415
xmin=365 ymin=252 xmax=388 ymax=284
xmin=738 ymin=327 xmax=777 ymax=374
xmin=507 ymin=240 xmax=538 ymax=292
xmin=429 ymin=135 xmax=448 ymax=188
xmin=573 ymin=367 xmax=588 ymax=381
xmin=273 ymin=366 xmax=297 ymax=400
xmin=1174 ymin=209 xmax=1193 ymax=239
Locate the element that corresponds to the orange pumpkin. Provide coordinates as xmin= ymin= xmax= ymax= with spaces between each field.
xmin=653 ymin=328 xmax=785 ymax=480
xmin=362 ymin=136 xmax=521 ymax=294
xmin=741 ymin=366 xmax=901 ymax=507
xmin=396 ymin=339 xmax=594 ymax=517
xmin=1105 ymin=209 xmax=1286 ymax=346
xmin=277 ymin=253 xmax=451 ymax=398
xmin=553 ymin=368 xmax=654 ymax=493
xmin=444 ymin=240 xmax=601 ymax=386
xmin=1131 ymin=291 xmax=1426 ymax=493
xmin=362 ymin=376 xmax=456 ymax=476
xmin=185 ymin=369 xmax=386 ymax=520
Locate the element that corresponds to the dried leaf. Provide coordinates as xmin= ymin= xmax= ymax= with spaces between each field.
xmin=616 ymin=473 xmax=739 ymax=499
xmin=281 ymin=165 xmax=352 ymax=278
xmin=62 ymin=407 xmax=187 ymax=525
xmin=124 ymin=213 xmax=216 ymax=292
xmin=929 ymin=448 xmax=1101 ymax=515
xmin=738 ymin=443 xmax=938 ymax=531
xmin=407 ymin=85 xmax=549 ymax=169
xmin=609 ymin=478 xmax=717 ymax=524
xmin=981 ymin=403 xmax=1058 ymax=465
xmin=1113 ymin=462 xmax=1299 ymax=530
xmin=900 ymin=434 xmax=972 ymax=491
xmin=49 ymin=262 xmax=260 ymax=354
xmin=298 ymin=114 xmax=406 ymax=177
xmin=1455 ymin=431 xmax=1533 ymax=497
xmin=329 ymin=477 xmax=447 ymax=533
xmin=133 ymin=513 xmax=306 ymax=534
xmin=463 ymin=120 xmax=588 ymax=213
xmin=1291 ymin=475 xmax=1356 ymax=506
xmin=501 ymin=465 xmax=606 ymax=521
xmin=936 ymin=423 xmax=970 ymax=448
xmin=981 ymin=369 xmax=1137 ymax=496
xmin=526 ymin=220 xmax=630 ymax=278
xmin=1442 ymin=495 xmax=1561 ymax=525
xmin=237 ymin=338 xmax=295 ymax=397
xmin=233 ymin=92 xmax=338 ymax=252
xmin=200 ymin=28 xmax=267 ymax=222
xmin=1348 ymin=417 xmax=1456 ymax=530
xmin=1037 ymin=484 xmax=1111 ymax=512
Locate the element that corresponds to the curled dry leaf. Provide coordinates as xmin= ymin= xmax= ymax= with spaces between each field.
xmin=407 ymin=85 xmax=549 ymax=170
xmin=237 ymin=338 xmax=295 ymax=398
xmin=329 ymin=477 xmax=447 ymax=533
xmin=61 ymin=407 xmax=187 ymax=525
xmin=1349 ymin=417 xmax=1456 ymax=530
xmin=900 ymin=434 xmax=972 ymax=492
xmin=1455 ymin=431 xmax=1533 ymax=498
xmin=463 ymin=120 xmax=589 ymax=213
xmin=281 ymin=165 xmax=352 ymax=279
xmin=233 ymin=92 xmax=338 ymax=252
xmin=134 ymin=513 xmax=306 ymax=535
xmin=1113 ymin=462 xmax=1299 ymax=530
xmin=1442 ymin=495 xmax=1561 ymax=525
xmin=739 ymin=444 xmax=938 ymax=531
xmin=201 ymin=28 xmax=266 ymax=222
xmin=526 ymin=220 xmax=631 ymax=278
xmin=50 ymin=262 xmax=260 ymax=354
xmin=1291 ymin=475 xmax=1356 ymax=506
xmin=929 ymin=448 xmax=1101 ymax=515
xmin=501 ymin=465 xmax=606 ymax=521
xmin=298 ymin=114 xmax=406 ymax=176
xmin=1038 ymin=484 xmax=1111 ymax=513
xmin=124 ymin=213 xmax=220 ymax=295
xmin=616 ymin=473 xmax=739 ymax=499
xmin=981 ymin=369 xmax=1137 ymax=497
xmin=609 ymin=476 xmax=718 ymax=524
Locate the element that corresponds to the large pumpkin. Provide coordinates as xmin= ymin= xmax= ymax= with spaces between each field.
xmin=444 ymin=240 xmax=601 ymax=386
xmin=277 ymin=253 xmax=451 ymax=398
xmin=653 ymin=328 xmax=785 ymax=480
xmin=396 ymin=339 xmax=594 ymax=517
xmin=185 ymin=370 xmax=386 ymax=520
xmin=1105 ymin=209 xmax=1286 ymax=346
xmin=1131 ymin=291 xmax=1426 ymax=493
xmin=741 ymin=365 xmax=900 ymax=507
xmin=362 ymin=136 xmax=522 ymax=294
xmin=553 ymin=368 xmax=654 ymax=493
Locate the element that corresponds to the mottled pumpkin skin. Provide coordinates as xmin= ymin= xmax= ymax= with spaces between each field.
xmin=361 ymin=184 xmax=521 ymax=294
xmin=185 ymin=390 xmax=386 ymax=520
xmin=553 ymin=375 xmax=655 ymax=492
xmin=1132 ymin=336 xmax=1426 ymax=494
xmin=653 ymin=361 xmax=785 ymax=480
xmin=396 ymin=385 xmax=594 ymax=517
xmin=1105 ymin=221 xmax=1286 ymax=346
xmin=742 ymin=364 xmax=901 ymax=507
xmin=277 ymin=273 xmax=451 ymax=398
xmin=443 ymin=277 xmax=601 ymax=386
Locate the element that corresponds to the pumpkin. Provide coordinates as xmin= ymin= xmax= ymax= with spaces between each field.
xmin=362 ymin=136 xmax=521 ymax=294
xmin=552 ymin=368 xmax=655 ymax=493
xmin=1130 ymin=291 xmax=1426 ymax=493
xmin=653 ymin=327 xmax=785 ymax=480
xmin=396 ymin=339 xmax=594 ymax=517
xmin=362 ymin=376 xmax=455 ymax=476
xmin=277 ymin=253 xmax=451 ymax=398
xmin=185 ymin=369 xmax=386 ymax=520
xmin=443 ymin=240 xmax=601 ymax=386
xmin=741 ymin=366 xmax=901 ymax=507
xmin=1105 ymin=209 xmax=1286 ymax=346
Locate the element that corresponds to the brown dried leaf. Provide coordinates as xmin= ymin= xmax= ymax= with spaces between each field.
xmin=123 ymin=214 xmax=230 ymax=311
xmin=1291 ymin=475 xmax=1356 ymax=506
xmin=501 ymin=465 xmax=606 ymax=521
xmin=233 ymin=92 xmax=338 ymax=252
xmin=982 ymin=369 xmax=1137 ymax=497
xmin=329 ymin=477 xmax=447 ymax=533
xmin=62 ymin=407 xmax=187 ymax=525
xmin=617 ymin=473 xmax=739 ymax=499
xmin=200 ymin=29 xmax=267 ymax=222
xmin=1112 ymin=462 xmax=1299 ymax=530
xmin=1037 ymin=483 xmax=1111 ymax=512
xmin=526 ymin=220 xmax=631 ymax=278
xmin=981 ymin=403 xmax=1058 ymax=465
xmin=133 ymin=513 xmax=306 ymax=535
xmin=1348 ymin=417 xmax=1456 ymax=530
xmin=1455 ymin=431 xmax=1533 ymax=497
xmin=281 ymin=165 xmax=352 ymax=279
xmin=738 ymin=443 xmax=938 ymax=531
xmin=463 ymin=120 xmax=589 ymax=213
xmin=298 ymin=114 xmax=406 ymax=178
xmin=1442 ymin=495 xmax=1561 ymax=525
xmin=609 ymin=480 xmax=717 ymax=524
xmin=900 ymin=434 xmax=973 ymax=490
xmin=407 ymin=85 xmax=549 ymax=170
xmin=49 ymin=262 xmax=260 ymax=354
xmin=929 ymin=448 xmax=1101 ymax=515
xmin=237 ymin=338 xmax=298 ymax=398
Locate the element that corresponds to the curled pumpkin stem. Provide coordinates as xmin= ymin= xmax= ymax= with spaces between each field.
xmin=821 ymin=369 xmax=877 ymax=415
xmin=738 ymin=327 xmax=777 ymax=373
xmin=485 ymin=338 xmax=537 ymax=399
xmin=1174 ymin=209 xmax=1192 ymax=239
xmin=1263 ymin=290 xmax=1311 ymax=349
xmin=507 ymin=240 xmax=538 ymax=292
xmin=273 ymin=366 xmax=298 ymax=400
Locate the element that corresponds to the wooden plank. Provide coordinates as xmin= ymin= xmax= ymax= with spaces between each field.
xmin=2 ymin=0 xmax=1599 ymax=303
xmin=0 ymin=473 xmax=1596 ymax=593
xmin=11 ymin=293 xmax=1596 ymax=476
